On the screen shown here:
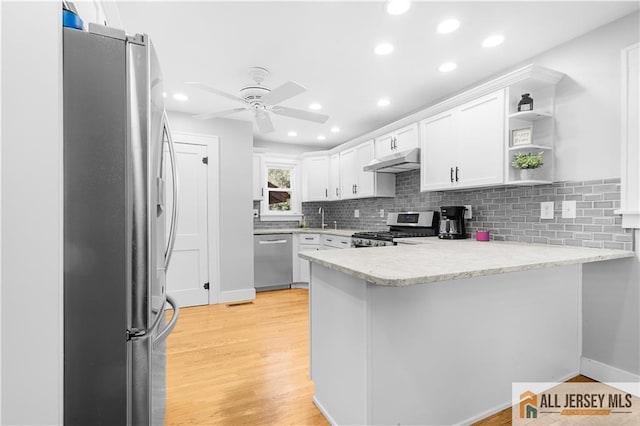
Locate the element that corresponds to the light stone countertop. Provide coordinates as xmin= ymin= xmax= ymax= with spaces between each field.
xmin=298 ymin=239 xmax=634 ymax=287
xmin=253 ymin=228 xmax=361 ymax=237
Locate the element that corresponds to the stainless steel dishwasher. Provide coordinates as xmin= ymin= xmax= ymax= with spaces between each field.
xmin=254 ymin=234 xmax=293 ymax=291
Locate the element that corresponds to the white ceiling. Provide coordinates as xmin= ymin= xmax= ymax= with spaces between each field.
xmin=116 ymin=1 xmax=639 ymax=149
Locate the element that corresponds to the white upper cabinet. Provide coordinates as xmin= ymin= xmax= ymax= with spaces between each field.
xmin=302 ymin=155 xmax=330 ymax=201
xmin=252 ymin=154 xmax=263 ymax=200
xmin=420 ymin=89 xmax=505 ymax=191
xmin=329 ymin=153 xmax=341 ymax=200
xmin=341 ymin=140 xmax=395 ymax=200
xmin=375 ymin=123 xmax=419 ymax=158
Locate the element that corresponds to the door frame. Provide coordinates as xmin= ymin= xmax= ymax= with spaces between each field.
xmin=171 ymin=132 xmax=221 ymax=305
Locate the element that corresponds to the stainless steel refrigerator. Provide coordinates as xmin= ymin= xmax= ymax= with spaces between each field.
xmin=63 ymin=24 xmax=179 ymax=425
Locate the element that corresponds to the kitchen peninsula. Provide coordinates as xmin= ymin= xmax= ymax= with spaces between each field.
xmin=299 ymin=240 xmax=633 ymax=425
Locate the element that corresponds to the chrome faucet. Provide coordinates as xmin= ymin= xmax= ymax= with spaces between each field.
xmin=319 ymin=207 xmax=327 ymax=229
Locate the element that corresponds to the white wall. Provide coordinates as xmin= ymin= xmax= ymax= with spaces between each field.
xmin=1 ymin=2 xmax=63 ymax=424
xmin=531 ymin=11 xmax=640 ymax=181
xmin=167 ymin=113 xmax=255 ymax=299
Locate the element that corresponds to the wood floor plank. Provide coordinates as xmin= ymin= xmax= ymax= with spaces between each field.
xmin=166 ymin=288 xmax=328 ymax=425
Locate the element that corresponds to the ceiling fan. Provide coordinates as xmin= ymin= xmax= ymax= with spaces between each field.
xmin=186 ymin=67 xmax=329 ymax=133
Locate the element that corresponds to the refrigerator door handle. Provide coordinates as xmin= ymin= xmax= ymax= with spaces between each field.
xmin=163 ymin=111 xmax=179 ymax=270
xmin=153 ymin=294 xmax=180 ymax=349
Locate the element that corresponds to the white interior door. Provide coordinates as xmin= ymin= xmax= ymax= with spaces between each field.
xmin=165 ymin=142 xmax=209 ymax=307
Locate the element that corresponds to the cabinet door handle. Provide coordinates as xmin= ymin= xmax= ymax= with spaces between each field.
xmin=325 ymin=188 xmax=328 ymax=198
xmin=393 ymin=137 xmax=397 ymax=150
xmin=450 ymin=167 xmax=454 ymax=183
xmin=336 ymin=187 xmax=339 ymax=196
xmin=455 ymin=166 xmax=459 ymax=182
xmin=261 ymin=187 xmax=264 ymax=196
xmin=390 ymin=138 xmax=393 ymax=151
xmin=354 ymin=184 xmax=358 ymax=194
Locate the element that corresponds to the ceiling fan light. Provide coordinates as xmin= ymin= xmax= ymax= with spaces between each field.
xmin=386 ymin=0 xmax=411 ymax=15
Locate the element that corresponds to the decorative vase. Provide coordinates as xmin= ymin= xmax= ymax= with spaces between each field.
xmin=520 ymin=168 xmax=542 ymax=181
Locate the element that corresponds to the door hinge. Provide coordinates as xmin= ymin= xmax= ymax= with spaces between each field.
xmin=126 ymin=328 xmax=146 ymax=341
xmin=202 ymin=156 xmax=208 ymax=164
xmin=203 ymin=282 xmax=210 ymax=290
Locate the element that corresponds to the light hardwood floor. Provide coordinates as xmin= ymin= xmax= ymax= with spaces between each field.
xmin=166 ymin=288 xmax=328 ymax=425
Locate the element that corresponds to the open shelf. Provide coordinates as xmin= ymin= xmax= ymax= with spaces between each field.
xmin=508 ymin=144 xmax=553 ymax=151
xmin=508 ymin=111 xmax=553 ymax=121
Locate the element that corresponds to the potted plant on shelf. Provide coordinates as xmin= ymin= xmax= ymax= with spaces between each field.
xmin=512 ymin=151 xmax=544 ymax=180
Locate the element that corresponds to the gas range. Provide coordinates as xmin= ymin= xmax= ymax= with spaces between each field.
xmin=351 ymin=211 xmax=439 ymax=248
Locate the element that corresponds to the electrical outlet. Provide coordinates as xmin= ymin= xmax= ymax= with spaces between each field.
xmin=562 ymin=200 xmax=577 ymax=219
xmin=380 ymin=209 xmax=385 ymax=218
xmin=354 ymin=209 xmax=360 ymax=218
xmin=464 ymin=205 xmax=472 ymax=219
xmin=252 ymin=209 xmax=259 ymax=218
xmin=540 ymin=201 xmax=554 ymax=219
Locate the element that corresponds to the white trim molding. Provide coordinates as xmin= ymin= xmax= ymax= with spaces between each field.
xmin=581 ymin=357 xmax=640 ymax=396
xmin=617 ymin=43 xmax=640 ymax=229
xmin=219 ymin=288 xmax=256 ymax=304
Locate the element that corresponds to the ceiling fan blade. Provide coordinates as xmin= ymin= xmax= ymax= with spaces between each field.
xmin=193 ymin=107 xmax=248 ymax=120
xmin=255 ymin=110 xmax=275 ymax=133
xmin=185 ymin=81 xmax=246 ymax=104
xmin=261 ymin=81 xmax=306 ymax=105
xmin=271 ymin=105 xmax=329 ymax=124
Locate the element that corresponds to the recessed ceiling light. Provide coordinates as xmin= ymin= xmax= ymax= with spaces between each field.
xmin=482 ymin=34 xmax=505 ymax=48
xmin=374 ymin=43 xmax=394 ymax=56
xmin=173 ymin=93 xmax=188 ymax=101
xmin=162 ymin=92 xmax=167 ymax=98
xmin=288 ymin=131 xmax=297 ymax=137
xmin=437 ymin=19 xmax=460 ymax=34
xmin=385 ymin=0 xmax=411 ymax=15
xmin=330 ymin=126 xmax=340 ymax=133
xmin=317 ymin=135 xmax=326 ymax=141
xmin=438 ymin=62 xmax=457 ymax=73
xmin=309 ymin=103 xmax=322 ymax=110
xmin=377 ymin=98 xmax=390 ymax=107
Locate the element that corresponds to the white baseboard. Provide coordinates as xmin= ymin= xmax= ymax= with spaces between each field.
xmin=457 ymin=370 xmax=580 ymax=425
xmin=291 ymin=282 xmax=309 ymax=289
xmin=312 ymin=396 xmax=336 ymax=426
xmin=581 ymin=357 xmax=640 ymax=395
xmin=218 ymin=288 xmax=256 ymax=304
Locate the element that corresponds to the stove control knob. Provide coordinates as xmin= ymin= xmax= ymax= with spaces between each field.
xmin=366 ymin=240 xmax=372 ymax=246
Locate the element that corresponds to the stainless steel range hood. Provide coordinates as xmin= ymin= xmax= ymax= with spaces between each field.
xmin=363 ymin=148 xmax=420 ymax=173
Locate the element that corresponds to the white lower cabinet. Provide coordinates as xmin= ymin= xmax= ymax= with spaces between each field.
xmin=321 ymin=234 xmax=352 ymax=249
xmin=293 ymin=234 xmax=321 ymax=286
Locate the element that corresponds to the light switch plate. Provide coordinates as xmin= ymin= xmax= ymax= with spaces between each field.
xmin=562 ymin=200 xmax=577 ymax=219
xmin=540 ymin=202 xmax=554 ymax=219
xmin=464 ymin=205 xmax=472 ymax=219
xmin=380 ymin=209 xmax=385 ymax=218
xmin=354 ymin=209 xmax=360 ymax=218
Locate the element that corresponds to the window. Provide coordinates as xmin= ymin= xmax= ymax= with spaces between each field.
xmin=260 ymin=157 xmax=301 ymax=220
xmin=267 ymin=167 xmax=292 ymax=211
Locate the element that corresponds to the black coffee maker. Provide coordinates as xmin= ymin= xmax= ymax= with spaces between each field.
xmin=439 ymin=206 xmax=467 ymax=239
